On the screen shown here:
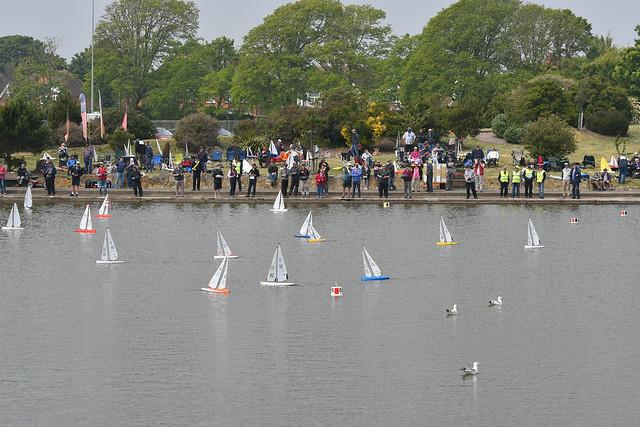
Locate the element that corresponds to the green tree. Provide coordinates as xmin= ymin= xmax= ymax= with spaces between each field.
xmin=0 ymin=99 xmax=50 ymax=169
xmin=613 ymin=26 xmax=640 ymax=97
xmin=522 ymin=114 xmax=576 ymax=158
xmin=442 ymin=97 xmax=484 ymax=139
xmin=46 ymin=89 xmax=82 ymax=130
xmin=69 ymin=48 xmax=91 ymax=81
xmin=102 ymin=107 xmax=155 ymax=139
xmin=94 ymin=0 xmax=199 ymax=108
xmin=174 ymin=113 xmax=220 ymax=147
xmin=232 ymin=0 xmax=392 ymax=112
xmin=0 ymin=35 xmax=48 ymax=73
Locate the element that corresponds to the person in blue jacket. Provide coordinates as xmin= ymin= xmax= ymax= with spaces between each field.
xmin=570 ymin=162 xmax=582 ymax=199
xmin=351 ymin=163 xmax=362 ymax=198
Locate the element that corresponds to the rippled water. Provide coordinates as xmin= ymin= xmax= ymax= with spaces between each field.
xmin=1 ymin=202 xmax=638 ymax=426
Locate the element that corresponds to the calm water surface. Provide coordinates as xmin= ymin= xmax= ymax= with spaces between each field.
xmin=1 ymin=202 xmax=638 ymax=426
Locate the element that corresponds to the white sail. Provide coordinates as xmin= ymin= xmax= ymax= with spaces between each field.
xmin=156 ymin=139 xmax=162 ymax=156
xmin=266 ymin=246 xmax=279 ymax=282
xmin=101 ymin=232 xmax=109 ymax=261
xmin=5 ymin=203 xmax=22 ymax=229
xmin=362 ymin=248 xmax=373 ymax=277
xmin=528 ymin=219 xmax=541 ymax=246
xmin=185 ymin=143 xmax=189 ymax=157
xmin=308 ymin=224 xmax=321 ymax=240
xmin=299 ymin=211 xmax=313 ymax=236
xmin=24 ymin=185 xmax=32 ymax=209
xmin=98 ymin=195 xmax=109 ymax=216
xmin=276 ymin=245 xmax=289 ymax=282
xmin=217 ymin=231 xmax=233 ymax=257
xmin=272 ymin=190 xmax=286 ymax=211
xmin=93 ymin=145 xmax=98 ymax=162
xmin=242 ymin=159 xmax=253 ymax=174
xmin=106 ymin=229 xmax=119 ymax=260
xmin=168 ymin=151 xmax=174 ymax=169
xmin=207 ymin=257 xmax=228 ymax=290
xmin=269 ymin=141 xmax=278 ymax=156
xmin=440 ymin=217 xmax=453 ymax=243
xmin=79 ymin=205 xmax=92 ymax=230
xmin=362 ymin=246 xmax=382 ymax=277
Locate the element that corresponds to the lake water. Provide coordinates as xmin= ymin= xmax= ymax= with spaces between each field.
xmin=1 ymin=202 xmax=638 ymax=426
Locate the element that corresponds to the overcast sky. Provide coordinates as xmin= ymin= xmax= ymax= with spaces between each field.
xmin=3 ymin=0 xmax=638 ymax=59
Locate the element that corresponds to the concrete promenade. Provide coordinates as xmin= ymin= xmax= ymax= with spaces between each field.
xmin=1 ymin=187 xmax=639 ymax=205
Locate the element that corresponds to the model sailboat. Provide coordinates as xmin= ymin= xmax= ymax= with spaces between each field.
xmin=525 ymin=218 xmax=544 ymax=249
xmin=260 ymin=243 xmax=295 ymax=286
xmin=24 ymin=185 xmax=33 ymax=210
xmin=436 ymin=217 xmax=459 ymax=246
xmin=270 ymin=190 xmax=287 ymax=212
xmin=74 ymin=204 xmax=96 ymax=233
xmin=295 ymin=211 xmax=313 ymax=238
xmin=214 ymin=231 xmax=239 ymax=259
xmin=96 ymin=195 xmax=111 ymax=218
xmin=361 ymin=246 xmax=390 ymax=281
xmin=201 ymin=256 xmax=230 ymax=294
xmin=307 ymin=224 xmax=326 ymax=243
xmin=96 ymin=228 xmax=124 ymax=264
xmin=3 ymin=203 xmax=24 ymax=230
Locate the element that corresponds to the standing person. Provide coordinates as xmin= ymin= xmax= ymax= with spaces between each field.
xmin=471 ymin=145 xmax=484 ymax=162
xmin=318 ymin=158 xmax=330 ymax=195
xmin=17 ymin=163 xmax=29 ymax=186
xmin=130 ymin=165 xmax=143 ymax=197
xmin=299 ymin=163 xmax=310 ymax=198
xmin=464 ymin=165 xmax=478 ymax=199
xmin=288 ymin=162 xmax=300 ymax=197
xmin=145 ymin=142 xmax=154 ymax=172
xmin=279 ymin=164 xmax=289 ymax=197
xmin=402 ymin=164 xmax=413 ymax=199
xmin=211 ymin=163 xmax=224 ymax=198
xmin=83 ymin=143 xmax=94 ymax=175
xmin=426 ymin=128 xmax=437 ymax=149
xmin=351 ymin=163 xmax=362 ymax=198
xmin=474 ymin=159 xmax=485 ymax=191
xmin=411 ymin=163 xmax=421 ymax=193
xmin=498 ymin=166 xmax=510 ymax=198
xmin=0 ymin=162 xmax=7 ymax=196
xmin=402 ymin=127 xmax=416 ymax=153
xmin=197 ymin=146 xmax=208 ymax=173
xmin=192 ymin=159 xmax=203 ymax=191
xmin=41 ymin=159 xmax=56 ymax=197
xmin=341 ymin=164 xmax=352 ymax=198
xmin=362 ymin=162 xmax=371 ymax=191
xmin=561 ymin=162 xmax=571 ymax=198
xmin=247 ymin=163 xmax=260 ymax=197
xmin=315 ymin=167 xmax=327 ymax=198
xmin=173 ymin=164 xmax=185 ymax=198
xmin=350 ymin=129 xmax=361 ymax=158
xmin=416 ymin=128 xmax=427 ymax=150
xmin=58 ymin=143 xmax=68 ymax=168
xmin=536 ymin=165 xmax=546 ymax=199
xmin=618 ymin=154 xmax=628 ymax=184
xmin=571 ymin=162 xmax=582 ymax=199
xmin=511 ymin=166 xmax=521 ymax=198
xmin=115 ymin=157 xmax=126 ymax=189
xmin=385 ymin=160 xmax=396 ymax=191
xmin=425 ymin=160 xmax=434 ymax=192
xmin=228 ymin=165 xmax=237 ymax=197
xmin=523 ymin=164 xmax=534 ymax=199
xmin=377 ymin=165 xmax=390 ymax=198
xmin=96 ymin=162 xmax=108 ymax=197
xmin=446 ymin=159 xmax=456 ymax=191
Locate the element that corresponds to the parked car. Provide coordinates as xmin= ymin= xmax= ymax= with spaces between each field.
xmin=155 ymin=127 xmax=173 ymax=140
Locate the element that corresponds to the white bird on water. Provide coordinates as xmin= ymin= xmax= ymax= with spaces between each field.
xmin=461 ymin=362 xmax=479 ymax=376
xmin=446 ymin=304 xmax=458 ymax=315
xmin=489 ymin=296 xmax=503 ymax=306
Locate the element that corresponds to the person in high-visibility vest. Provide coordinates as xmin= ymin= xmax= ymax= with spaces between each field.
xmin=511 ymin=167 xmax=521 ymax=198
xmin=499 ymin=167 xmax=510 ymax=198
xmin=523 ymin=164 xmax=535 ymax=198
xmin=536 ymin=165 xmax=546 ymax=199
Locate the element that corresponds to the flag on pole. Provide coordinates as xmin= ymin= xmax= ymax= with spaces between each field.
xmin=122 ymin=105 xmax=128 ymax=132
xmin=98 ymin=90 xmax=105 ymax=139
xmin=64 ymin=110 xmax=70 ymax=142
xmin=79 ymin=93 xmax=88 ymax=140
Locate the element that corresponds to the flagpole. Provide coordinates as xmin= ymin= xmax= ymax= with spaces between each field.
xmin=91 ymin=0 xmax=95 ymax=113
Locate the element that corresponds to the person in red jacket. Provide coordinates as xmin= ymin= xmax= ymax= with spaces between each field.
xmin=97 ymin=162 xmax=108 ymax=197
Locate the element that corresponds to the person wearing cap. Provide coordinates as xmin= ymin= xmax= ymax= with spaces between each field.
xmin=561 ymin=162 xmax=571 ymax=198
xmin=536 ymin=164 xmax=546 ymax=199
xmin=523 ymin=164 xmax=535 ymax=198
xmin=511 ymin=166 xmax=521 ymax=198
xmin=464 ymin=165 xmax=478 ymax=199
xmin=41 ymin=159 xmax=57 ymax=197
xmin=401 ymin=163 xmax=413 ymax=198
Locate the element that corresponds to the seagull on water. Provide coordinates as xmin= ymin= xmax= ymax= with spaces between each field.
xmin=461 ymin=362 xmax=479 ymax=376
xmin=446 ymin=304 xmax=458 ymax=315
xmin=489 ymin=296 xmax=503 ymax=306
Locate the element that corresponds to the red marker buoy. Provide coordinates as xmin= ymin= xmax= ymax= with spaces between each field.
xmin=621 ymin=210 xmax=628 ymax=217
xmin=331 ymin=286 xmax=343 ymax=297
xmin=570 ymin=217 xmax=578 ymax=224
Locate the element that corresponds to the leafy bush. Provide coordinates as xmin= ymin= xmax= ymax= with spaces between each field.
xmin=522 ymin=115 xmax=576 ymax=158
xmin=107 ymin=128 xmax=135 ymax=152
xmin=491 ymin=114 xmax=509 ymax=138
xmin=174 ymin=113 xmax=220 ymax=148
xmin=375 ymin=138 xmax=396 ymax=153
xmin=586 ymin=110 xmax=630 ymax=136
xmin=102 ymin=108 xmax=155 ymax=140
xmin=53 ymin=122 xmax=85 ymax=147
xmin=504 ymin=126 xmax=524 ymax=144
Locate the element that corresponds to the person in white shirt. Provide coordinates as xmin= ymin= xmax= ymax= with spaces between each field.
xmin=402 ymin=127 xmax=416 ymax=152
xmin=561 ymin=162 xmax=571 ymax=198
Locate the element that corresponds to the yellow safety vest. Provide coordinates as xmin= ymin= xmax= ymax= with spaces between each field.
xmin=524 ymin=169 xmax=534 ymax=179
xmin=512 ymin=171 xmax=521 ymax=183
xmin=499 ymin=171 xmax=509 ymax=183
xmin=537 ymin=170 xmax=545 ymax=183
